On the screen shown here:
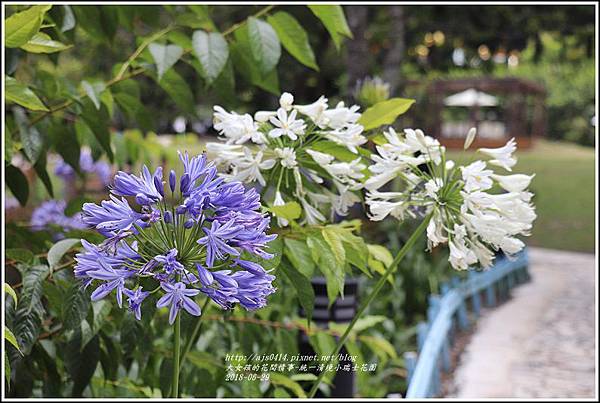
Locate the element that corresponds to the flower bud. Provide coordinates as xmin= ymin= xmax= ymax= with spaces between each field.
xmin=164 ymin=211 xmax=173 ymax=223
xmin=180 ymin=173 xmax=190 ymax=195
xmin=196 ymin=263 xmax=214 ymax=287
xmin=184 ymin=218 xmax=195 ymax=229
xmin=169 ymin=170 xmax=176 ymax=193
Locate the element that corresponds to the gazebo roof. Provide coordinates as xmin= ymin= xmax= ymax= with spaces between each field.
xmin=444 ymin=88 xmax=498 ymax=107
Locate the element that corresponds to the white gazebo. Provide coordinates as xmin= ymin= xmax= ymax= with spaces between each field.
xmin=443 ymin=88 xmax=498 ymax=107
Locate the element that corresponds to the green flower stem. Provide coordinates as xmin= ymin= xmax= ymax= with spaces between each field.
xmin=172 ymin=312 xmax=181 ymax=398
xmin=307 ymin=214 xmax=432 ymax=398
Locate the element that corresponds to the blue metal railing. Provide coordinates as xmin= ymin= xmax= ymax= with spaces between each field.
xmin=405 ymin=249 xmax=530 ymax=398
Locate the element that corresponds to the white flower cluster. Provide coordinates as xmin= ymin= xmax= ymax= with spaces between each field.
xmin=206 ymin=93 xmax=369 ymax=226
xmin=365 ymin=129 xmax=536 ymax=270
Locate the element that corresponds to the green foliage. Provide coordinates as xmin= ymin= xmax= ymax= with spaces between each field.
xmin=47 ymin=239 xmax=80 ymax=270
xmin=149 ymin=43 xmax=184 ymax=80
xmin=20 ymin=32 xmax=71 ymax=53
xmin=308 ymin=5 xmax=353 ymax=50
xmin=5 ymin=5 xmax=52 ymax=48
xmin=5 ymin=77 xmax=49 ymax=111
xmin=192 ymin=30 xmax=229 ymax=84
xmin=358 ymin=98 xmax=416 ymax=131
xmin=4 ymin=4 xmax=352 ymax=203
xmin=247 ymin=17 xmax=281 ymax=75
xmin=269 ymin=201 xmax=302 ymax=222
xmin=5 ymin=165 xmax=29 ymax=206
xmin=267 ymin=12 xmax=318 ymax=70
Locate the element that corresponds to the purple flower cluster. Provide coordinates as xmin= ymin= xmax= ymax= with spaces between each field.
xmin=30 ymin=200 xmax=86 ymax=233
xmin=75 ymin=151 xmax=277 ymax=324
xmin=55 ymin=149 xmax=112 ymax=187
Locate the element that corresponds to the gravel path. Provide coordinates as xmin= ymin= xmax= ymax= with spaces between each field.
xmin=449 ymin=247 xmax=596 ymax=399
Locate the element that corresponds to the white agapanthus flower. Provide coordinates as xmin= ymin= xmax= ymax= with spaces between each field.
xmin=207 ymin=93 xmax=369 ymax=226
xmin=366 ymin=128 xmax=536 ymax=270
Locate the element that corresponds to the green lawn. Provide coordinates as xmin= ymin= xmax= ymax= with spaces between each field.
xmin=449 ymin=140 xmax=596 ymax=253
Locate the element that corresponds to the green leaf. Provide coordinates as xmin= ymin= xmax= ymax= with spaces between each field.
xmin=270 ymin=201 xmax=301 ymax=222
xmin=48 ymin=238 xmax=80 ymax=269
xmin=62 ymin=283 xmax=90 ymax=332
xmin=358 ymin=98 xmax=416 ymax=131
xmin=308 ymin=5 xmax=352 ymax=50
xmin=307 ymin=233 xmax=344 ymax=302
xmin=5 ymin=248 xmax=35 ymax=265
xmin=4 ymin=326 xmax=22 ymax=354
xmin=269 ymin=372 xmax=307 ymax=398
xmin=13 ymin=106 xmax=44 ymax=163
xmin=367 ymin=246 xmax=394 ymax=286
xmin=22 ymin=265 xmax=50 ymax=314
xmin=274 ymin=388 xmax=290 ymax=398
xmin=367 ymin=244 xmax=394 ymax=268
xmin=113 ymin=91 xmax=154 ymax=131
xmin=4 ymin=283 xmax=18 ymax=305
xmin=267 ymin=11 xmax=318 ymax=71
xmin=340 ymin=230 xmax=370 ymax=276
xmin=279 ymin=260 xmax=315 ymax=324
xmin=81 ymin=101 xmax=114 ymax=161
xmin=4 ymin=352 xmax=10 ymax=387
xmin=283 ymin=238 xmax=315 ymax=278
xmin=49 ymin=122 xmax=80 ymax=174
xmin=231 ymin=27 xmax=280 ymax=94
xmin=148 ymin=43 xmax=183 ymax=80
xmin=329 ymin=315 xmax=387 ymax=335
xmin=159 ymin=357 xmax=173 ymax=397
xmin=13 ymin=306 xmax=42 ymax=355
xmin=5 ymin=76 xmax=48 ymax=111
xmin=309 ymin=140 xmax=361 ymax=163
xmin=61 ymin=5 xmax=76 ymax=32
xmin=5 ymin=165 xmax=29 ymax=206
xmin=72 ymin=6 xmax=117 ymax=43
xmin=81 ymin=80 xmax=105 ymax=110
xmin=33 ymin=152 xmax=54 ymax=197
xmin=192 ymin=30 xmax=229 ymax=84
xmin=20 ymin=32 xmax=71 ymax=53
xmin=5 ymin=5 xmax=52 ymax=48
xmin=63 ymin=334 xmax=100 ymax=396
xmin=358 ymin=334 xmax=398 ymax=360
xmin=153 ymin=69 xmax=196 ymax=116
xmin=247 ymin=17 xmax=281 ymax=75
xmin=321 ymin=226 xmax=346 ymax=265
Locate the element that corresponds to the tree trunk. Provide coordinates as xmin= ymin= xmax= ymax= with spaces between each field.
xmin=381 ymin=6 xmax=405 ymax=95
xmin=345 ymin=6 xmax=370 ymax=96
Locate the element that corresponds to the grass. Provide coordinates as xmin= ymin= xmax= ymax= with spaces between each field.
xmin=448 ymin=139 xmax=596 ymax=253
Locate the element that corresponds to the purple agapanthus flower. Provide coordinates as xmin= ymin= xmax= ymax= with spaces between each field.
xmin=54 ymin=149 xmax=113 ymax=186
xmin=156 ymin=282 xmax=202 ymax=324
xmin=197 ymin=219 xmax=242 ymax=267
xmin=155 ymin=249 xmax=185 ymax=274
xmin=124 ymin=287 xmax=150 ymax=320
xmin=82 ymin=195 xmax=146 ymax=237
xmin=74 ymin=150 xmax=277 ymax=323
xmin=30 ymin=200 xmax=86 ymax=235
xmin=112 ymin=165 xmax=164 ymax=205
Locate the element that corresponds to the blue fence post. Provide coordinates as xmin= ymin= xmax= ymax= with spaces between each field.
xmin=468 ymin=271 xmax=482 ymax=318
xmin=507 ymin=270 xmax=515 ymax=290
xmin=427 ymin=295 xmax=441 ymax=322
xmin=451 ymin=277 xmax=469 ymax=330
xmin=484 ymin=279 xmax=496 ymax=307
xmin=404 ymin=351 xmax=417 ymax=383
xmin=440 ymin=282 xmax=456 ymax=346
xmin=417 ymin=322 xmax=428 ymax=353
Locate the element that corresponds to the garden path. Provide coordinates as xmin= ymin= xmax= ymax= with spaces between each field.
xmin=448 ymin=247 xmax=596 ymax=398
